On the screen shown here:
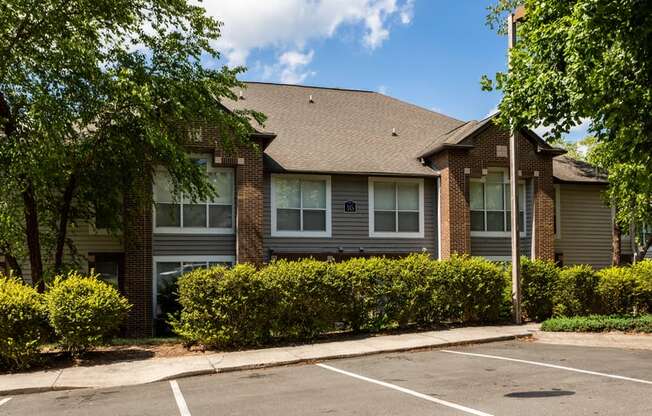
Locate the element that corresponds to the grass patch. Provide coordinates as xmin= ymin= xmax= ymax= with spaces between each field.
xmin=541 ymin=315 xmax=652 ymax=333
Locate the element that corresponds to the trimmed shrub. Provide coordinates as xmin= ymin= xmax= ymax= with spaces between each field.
xmin=261 ymin=259 xmax=343 ymax=340
xmin=520 ymin=257 xmax=559 ymax=321
xmin=171 ymin=264 xmax=271 ymax=347
xmin=45 ymin=273 xmax=131 ymax=354
xmin=541 ymin=314 xmax=652 ymax=333
xmin=173 ymin=255 xmax=511 ymax=347
xmin=631 ymin=260 xmax=652 ymax=313
xmin=553 ymin=265 xmax=600 ymax=317
xmin=596 ymin=267 xmax=639 ymax=315
xmin=438 ymin=256 xmax=507 ymax=323
xmin=334 ymin=256 xmax=404 ymax=331
xmin=395 ymin=253 xmax=443 ymax=327
xmin=0 ymin=276 xmax=49 ymax=370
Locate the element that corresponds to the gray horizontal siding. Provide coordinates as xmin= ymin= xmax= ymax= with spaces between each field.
xmin=471 ymin=179 xmax=533 ymax=258
xmin=152 ymin=234 xmax=235 ymax=256
xmin=264 ymin=174 xmax=437 ymax=259
xmin=555 ymin=184 xmax=629 ymax=268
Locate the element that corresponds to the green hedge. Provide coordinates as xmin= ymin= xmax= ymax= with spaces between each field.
xmin=0 ymin=276 xmax=49 ymax=370
xmin=45 ymin=273 xmax=132 ymax=354
xmin=172 ymin=254 xmax=509 ymax=348
xmin=519 ymin=260 xmax=652 ymax=319
xmin=519 ymin=258 xmax=559 ymax=321
xmin=541 ymin=314 xmax=652 ymax=333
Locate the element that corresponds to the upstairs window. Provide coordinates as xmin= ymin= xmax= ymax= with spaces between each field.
xmin=470 ymin=170 xmax=525 ymax=237
xmin=369 ymin=177 xmax=424 ymax=238
xmin=153 ymin=156 xmax=234 ymax=234
xmin=271 ymin=174 xmax=332 ymax=237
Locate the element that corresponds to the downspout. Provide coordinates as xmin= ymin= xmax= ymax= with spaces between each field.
xmin=530 ymin=178 xmax=536 ymax=260
xmin=437 ymin=176 xmax=442 ymax=260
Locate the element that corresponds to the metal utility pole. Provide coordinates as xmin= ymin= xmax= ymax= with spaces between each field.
xmin=508 ymin=8 xmax=524 ymax=324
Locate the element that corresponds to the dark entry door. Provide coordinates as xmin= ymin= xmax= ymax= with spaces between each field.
xmin=89 ymin=253 xmax=125 ymax=293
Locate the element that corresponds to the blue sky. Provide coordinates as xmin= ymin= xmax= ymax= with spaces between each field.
xmin=202 ymin=0 xmax=588 ymax=141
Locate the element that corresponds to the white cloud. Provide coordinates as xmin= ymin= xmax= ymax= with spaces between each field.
xmin=277 ymin=50 xmax=317 ymax=84
xmin=197 ymin=0 xmax=415 ymax=74
xmin=399 ymin=0 xmax=415 ymax=24
xmin=377 ymin=85 xmax=388 ymax=94
xmin=261 ymin=49 xmax=317 ymax=84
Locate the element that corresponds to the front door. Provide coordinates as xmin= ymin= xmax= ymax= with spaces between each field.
xmin=89 ymin=253 xmax=125 ymax=293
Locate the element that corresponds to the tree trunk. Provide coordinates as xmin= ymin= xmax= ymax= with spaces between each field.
xmin=4 ymin=253 xmax=23 ymax=278
xmin=635 ymin=234 xmax=652 ymax=262
xmin=612 ymin=221 xmax=622 ymax=266
xmin=54 ymin=175 xmax=77 ymax=272
xmin=22 ymin=181 xmax=44 ymax=292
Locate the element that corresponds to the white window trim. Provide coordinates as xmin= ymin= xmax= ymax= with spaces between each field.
xmin=153 ymin=155 xmax=235 ymax=235
xmin=270 ymin=173 xmax=332 ymax=238
xmin=554 ymin=184 xmax=561 ymax=240
xmin=152 ymin=255 xmax=235 ymax=318
xmin=469 ymin=168 xmax=527 ymax=238
xmin=368 ymin=177 xmax=425 ymax=239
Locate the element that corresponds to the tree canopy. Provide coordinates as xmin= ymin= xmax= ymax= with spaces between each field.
xmin=484 ymin=0 xmax=652 ymax=260
xmin=0 ymin=0 xmax=264 ymax=288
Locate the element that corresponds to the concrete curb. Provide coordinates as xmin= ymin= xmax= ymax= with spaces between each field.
xmin=1 ymin=328 xmax=535 ymax=396
xmin=201 ymin=333 xmax=533 ymax=375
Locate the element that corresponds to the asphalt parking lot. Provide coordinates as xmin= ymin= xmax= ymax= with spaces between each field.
xmin=1 ymin=340 xmax=651 ymax=416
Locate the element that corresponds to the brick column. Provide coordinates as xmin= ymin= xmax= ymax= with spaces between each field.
xmin=235 ymin=146 xmax=265 ymax=265
xmin=436 ymin=152 xmax=471 ymax=258
xmin=533 ymin=168 xmax=555 ymax=261
xmin=123 ymin=172 xmax=153 ymax=337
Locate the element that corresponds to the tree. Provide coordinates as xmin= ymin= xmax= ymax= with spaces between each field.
xmin=549 ymin=136 xmax=595 ymax=162
xmin=0 ymin=0 xmax=264 ymax=290
xmin=484 ymin=0 xmax=652 ymax=264
xmin=586 ymin=142 xmax=652 ymax=262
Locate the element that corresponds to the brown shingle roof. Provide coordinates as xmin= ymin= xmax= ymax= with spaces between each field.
xmin=553 ymin=155 xmax=608 ymax=183
xmin=417 ymin=114 xmax=566 ymax=158
xmin=226 ymin=82 xmax=464 ymax=176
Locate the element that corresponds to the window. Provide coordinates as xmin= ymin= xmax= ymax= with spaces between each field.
xmin=639 ymin=224 xmax=652 ymax=246
xmin=554 ymin=185 xmax=561 ymax=239
xmin=271 ymin=174 xmax=331 ymax=237
xmin=153 ymin=256 xmax=234 ymax=321
xmin=369 ymin=177 xmax=424 ymax=238
xmin=470 ymin=170 xmax=526 ymax=237
xmin=153 ymin=156 xmax=234 ymax=234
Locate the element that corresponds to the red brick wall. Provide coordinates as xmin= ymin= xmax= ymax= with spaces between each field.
xmin=123 ymin=169 xmax=153 ymax=337
xmin=433 ymin=123 xmax=555 ymax=261
xmin=188 ymin=124 xmax=265 ymax=264
xmin=122 ymin=125 xmax=266 ymax=336
xmin=214 ymin=145 xmax=265 ymax=265
xmin=433 ymin=151 xmax=471 ymax=257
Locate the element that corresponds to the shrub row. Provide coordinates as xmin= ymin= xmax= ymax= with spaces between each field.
xmin=541 ymin=315 xmax=652 ymax=333
xmin=0 ymin=274 xmax=131 ymax=370
xmin=171 ymin=254 xmax=510 ymax=348
xmin=520 ymin=259 xmax=652 ymax=320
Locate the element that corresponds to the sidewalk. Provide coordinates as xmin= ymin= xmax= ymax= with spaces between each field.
xmin=534 ymin=330 xmax=652 ymax=350
xmin=0 ymin=324 xmax=537 ymax=395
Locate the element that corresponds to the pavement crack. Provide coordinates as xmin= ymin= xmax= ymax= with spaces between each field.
xmin=51 ymin=369 xmax=64 ymax=390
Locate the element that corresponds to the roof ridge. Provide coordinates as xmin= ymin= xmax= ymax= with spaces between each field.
xmin=415 ymin=121 xmax=473 ymax=157
xmin=243 ymin=81 xmax=375 ymax=93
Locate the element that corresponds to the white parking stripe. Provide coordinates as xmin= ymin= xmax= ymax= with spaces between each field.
xmin=316 ymin=363 xmax=493 ymax=416
xmin=0 ymin=398 xmax=11 ymax=407
xmin=441 ymin=350 xmax=652 ymax=385
xmin=169 ymin=380 xmax=192 ymax=416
